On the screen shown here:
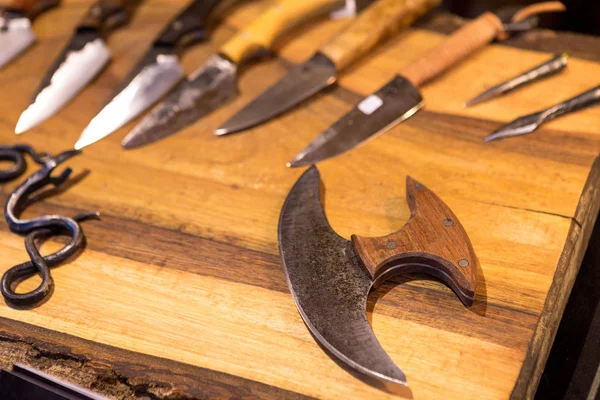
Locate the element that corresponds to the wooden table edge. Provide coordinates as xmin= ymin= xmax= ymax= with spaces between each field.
xmin=511 ymin=155 xmax=600 ymax=400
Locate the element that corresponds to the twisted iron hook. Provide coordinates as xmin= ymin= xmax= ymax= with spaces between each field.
xmin=0 ymin=145 xmax=99 ymax=307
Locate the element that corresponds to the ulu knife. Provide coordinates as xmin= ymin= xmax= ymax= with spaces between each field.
xmin=122 ymin=0 xmax=363 ymax=149
xmin=216 ymin=0 xmax=441 ymax=136
xmin=279 ymin=166 xmax=478 ymax=385
xmin=0 ymin=0 xmax=60 ymax=69
xmin=287 ymin=1 xmax=566 ymax=167
xmin=15 ymin=0 xmax=141 ymax=134
xmin=76 ymin=0 xmax=239 ymax=150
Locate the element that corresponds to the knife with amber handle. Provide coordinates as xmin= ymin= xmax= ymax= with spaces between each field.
xmin=121 ymin=0 xmax=372 ymax=149
xmin=217 ymin=0 xmax=441 ymax=135
xmin=0 ymin=0 xmax=60 ymax=69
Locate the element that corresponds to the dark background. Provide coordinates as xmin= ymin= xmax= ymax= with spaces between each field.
xmin=442 ymin=0 xmax=600 ymax=35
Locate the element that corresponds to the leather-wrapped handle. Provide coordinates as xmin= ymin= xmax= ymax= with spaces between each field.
xmin=351 ymin=177 xmax=478 ymax=306
xmin=155 ymin=0 xmax=235 ymax=50
xmin=220 ymin=0 xmax=342 ymax=64
xmin=400 ymin=12 xmax=505 ymax=87
xmin=78 ymin=0 xmax=139 ymax=33
xmin=4 ymin=0 xmax=59 ymax=20
xmin=321 ymin=0 xmax=441 ymax=72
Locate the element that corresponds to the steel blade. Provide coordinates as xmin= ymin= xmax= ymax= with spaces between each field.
xmin=16 ymin=31 xmax=111 ymax=134
xmin=121 ymin=54 xmax=238 ymax=149
xmin=0 ymin=17 xmax=36 ymax=69
xmin=288 ymin=75 xmax=423 ymax=167
xmin=216 ymin=52 xmax=337 ymax=135
xmin=485 ymin=112 xmax=545 ymax=142
xmin=76 ymin=48 xmax=184 ymax=149
xmin=279 ymin=166 xmax=408 ymax=385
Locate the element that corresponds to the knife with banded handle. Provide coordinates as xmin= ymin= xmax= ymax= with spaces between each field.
xmin=76 ymin=0 xmax=244 ymax=150
xmin=15 ymin=0 xmax=141 ymax=134
xmin=0 ymin=0 xmax=60 ymax=69
xmin=216 ymin=0 xmax=441 ymax=136
xmin=287 ymin=1 xmax=566 ymax=167
xmin=122 ymin=0 xmax=371 ymax=149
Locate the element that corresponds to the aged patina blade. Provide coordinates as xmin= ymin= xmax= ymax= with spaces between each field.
xmin=216 ymin=52 xmax=337 ymax=135
xmin=122 ymin=54 xmax=238 ymax=149
xmin=0 ymin=17 xmax=36 ymax=69
xmin=278 ymin=166 xmax=407 ymax=385
xmin=75 ymin=47 xmax=185 ymax=149
xmin=288 ymin=75 xmax=423 ymax=167
xmin=16 ymin=31 xmax=111 ymax=134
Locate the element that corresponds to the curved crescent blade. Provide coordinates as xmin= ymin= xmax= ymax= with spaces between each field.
xmin=278 ymin=166 xmax=407 ymax=385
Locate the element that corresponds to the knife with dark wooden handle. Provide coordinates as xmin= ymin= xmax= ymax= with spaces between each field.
xmin=15 ymin=0 xmax=142 ymax=133
xmin=3 ymin=0 xmax=59 ymax=19
xmin=0 ymin=0 xmax=60 ymax=68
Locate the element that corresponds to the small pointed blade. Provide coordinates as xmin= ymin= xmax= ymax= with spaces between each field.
xmin=288 ymin=75 xmax=423 ymax=168
xmin=75 ymin=49 xmax=184 ymax=149
xmin=485 ymin=111 xmax=544 ymax=142
xmin=122 ymin=54 xmax=238 ymax=149
xmin=464 ymin=86 xmax=502 ymax=107
xmin=216 ymin=52 xmax=337 ymax=135
xmin=279 ymin=166 xmax=408 ymax=385
xmin=16 ymin=31 xmax=111 ymax=134
xmin=0 ymin=18 xmax=36 ymax=69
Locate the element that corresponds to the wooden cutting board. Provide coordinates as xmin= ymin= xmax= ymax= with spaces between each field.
xmin=0 ymin=1 xmax=599 ymax=399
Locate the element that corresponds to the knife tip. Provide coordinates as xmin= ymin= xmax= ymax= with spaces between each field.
xmin=214 ymin=127 xmax=229 ymax=136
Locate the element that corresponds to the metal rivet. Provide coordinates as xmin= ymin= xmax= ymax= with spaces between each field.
xmin=414 ymin=182 xmax=423 ymax=190
xmin=443 ymin=218 xmax=453 ymax=227
xmin=458 ymin=259 xmax=469 ymax=267
xmin=386 ymin=240 xmax=397 ymax=250
xmin=173 ymin=21 xmax=183 ymax=30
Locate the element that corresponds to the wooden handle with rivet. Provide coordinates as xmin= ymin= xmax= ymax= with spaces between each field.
xmin=5 ymin=0 xmax=59 ymax=19
xmin=400 ymin=12 xmax=504 ymax=87
xmin=219 ymin=0 xmax=342 ymax=64
xmin=351 ymin=177 xmax=478 ymax=306
xmin=79 ymin=0 xmax=139 ymax=33
xmin=321 ymin=0 xmax=441 ymax=72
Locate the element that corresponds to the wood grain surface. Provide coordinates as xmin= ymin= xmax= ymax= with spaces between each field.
xmin=0 ymin=1 xmax=599 ymax=399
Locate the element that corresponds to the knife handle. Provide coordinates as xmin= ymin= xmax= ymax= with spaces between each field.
xmin=4 ymin=0 xmax=59 ymax=20
xmin=321 ymin=0 xmax=440 ymax=72
xmin=79 ymin=0 xmax=139 ymax=33
xmin=351 ymin=177 xmax=478 ymax=306
xmin=399 ymin=12 xmax=505 ymax=87
xmin=155 ymin=0 xmax=232 ymax=50
xmin=220 ymin=0 xmax=342 ymax=64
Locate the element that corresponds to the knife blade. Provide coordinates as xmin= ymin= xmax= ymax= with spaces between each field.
xmin=216 ymin=0 xmax=441 ymax=136
xmin=121 ymin=0 xmax=351 ymax=149
xmin=15 ymin=0 xmax=141 ymax=134
xmin=0 ymin=0 xmax=60 ymax=69
xmin=76 ymin=0 xmax=241 ymax=150
xmin=287 ymin=1 xmax=566 ymax=167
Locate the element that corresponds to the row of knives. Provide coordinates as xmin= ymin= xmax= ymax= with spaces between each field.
xmin=3 ymin=0 xmax=594 ymax=167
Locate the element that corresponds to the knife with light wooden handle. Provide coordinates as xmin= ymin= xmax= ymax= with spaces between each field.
xmin=287 ymin=1 xmax=566 ymax=167
xmin=122 ymin=0 xmax=364 ymax=149
xmin=217 ymin=0 xmax=441 ymax=135
xmin=0 ymin=0 xmax=60 ymax=69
